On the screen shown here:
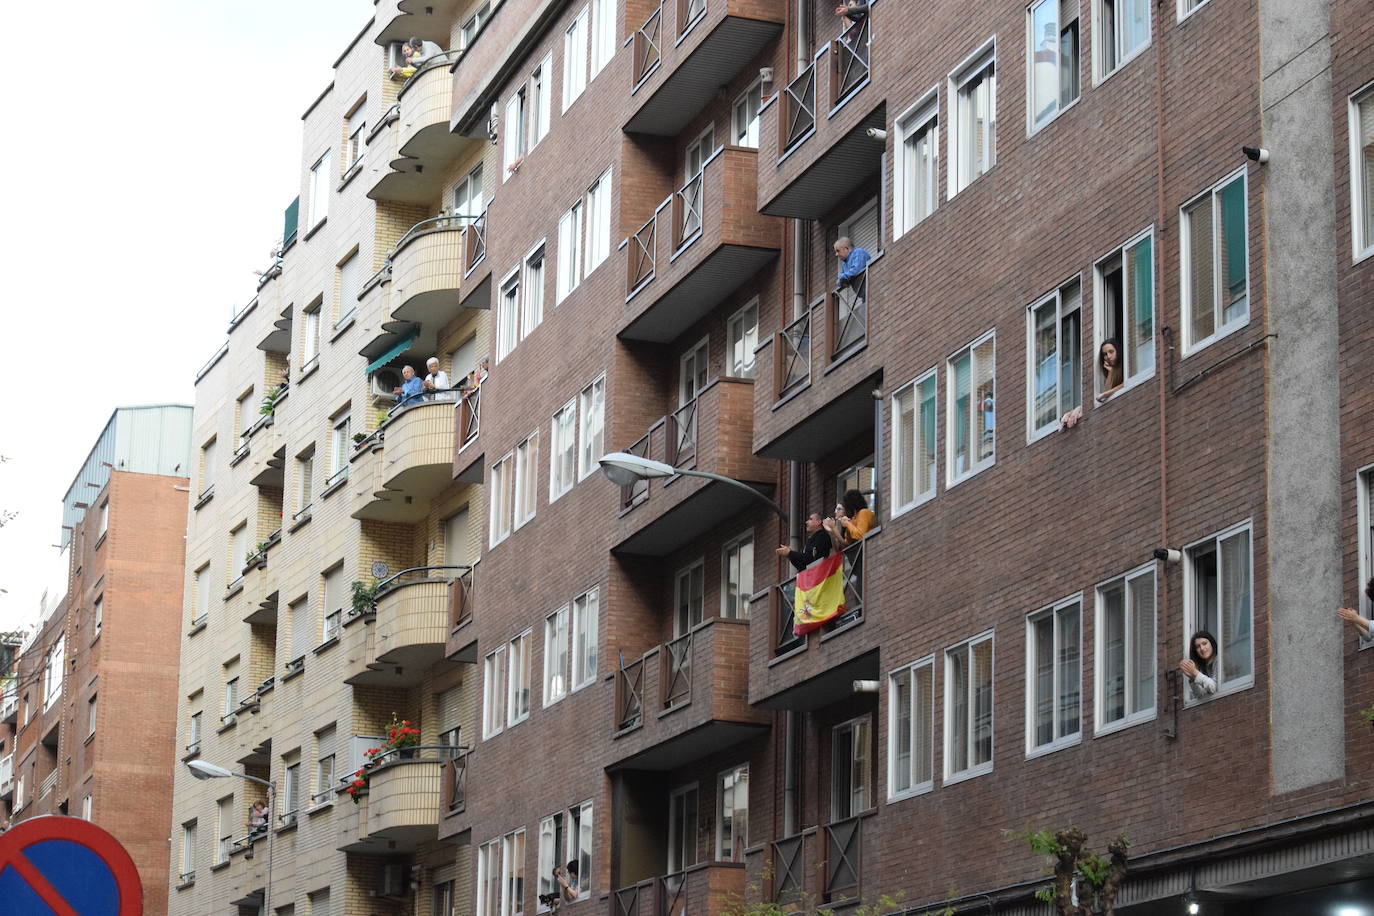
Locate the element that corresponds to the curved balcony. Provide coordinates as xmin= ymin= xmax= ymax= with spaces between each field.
xmin=370 ymin=56 xmax=473 ymax=204
xmin=390 ymin=217 xmax=466 ymax=330
xmin=377 ymin=0 xmax=456 ymax=45
xmin=375 ymin=567 xmax=470 ymax=667
xmin=344 ymin=747 xmax=455 ymax=853
xmin=381 ymin=396 xmax=457 ymax=502
xmin=622 ymin=147 xmax=780 ymax=342
xmin=349 ymin=435 xmax=391 ymax=520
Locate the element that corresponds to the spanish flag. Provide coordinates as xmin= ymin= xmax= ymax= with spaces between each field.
xmin=793 ymin=551 xmax=846 ymax=636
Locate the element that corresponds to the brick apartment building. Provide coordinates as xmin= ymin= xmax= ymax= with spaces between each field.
xmin=168 ymin=0 xmax=1374 ymax=913
xmin=0 ymin=405 xmax=192 ymax=915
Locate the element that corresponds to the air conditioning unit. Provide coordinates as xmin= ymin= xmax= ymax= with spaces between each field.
xmin=370 ymin=368 xmax=402 ymax=400
xmin=377 ymin=862 xmax=410 ymax=898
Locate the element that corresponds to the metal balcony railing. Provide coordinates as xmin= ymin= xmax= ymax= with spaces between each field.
xmin=661 ymin=632 xmax=692 ymax=709
xmin=830 ymin=268 xmax=868 ymax=357
xmin=620 ymin=434 xmax=651 ymax=509
xmin=773 ymin=537 xmax=868 ymax=655
xmin=831 ymin=15 xmax=871 ymax=104
xmin=772 ymin=833 xmax=805 ymax=903
xmin=783 ymin=64 xmax=816 ymax=151
xmin=632 ymin=6 xmax=663 ymax=85
xmin=824 ymin=815 xmax=863 ymax=900
xmin=674 ymin=172 xmax=704 ymax=247
xmin=777 ymin=311 xmax=812 ymax=396
xmin=445 ymin=749 xmax=469 ymax=812
xmin=628 ymin=215 xmax=656 ymax=292
xmin=615 ymin=656 xmax=644 ymax=731
xmin=463 ymin=210 xmax=488 ymax=275
xmin=667 ymin=399 xmax=697 ymax=467
xmin=678 ymin=0 xmax=705 ymax=33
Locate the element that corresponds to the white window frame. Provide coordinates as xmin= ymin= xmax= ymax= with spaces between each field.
xmin=674 ymin=559 xmax=705 ymax=637
xmin=302 ymin=306 xmax=322 ymax=366
xmin=330 ymin=410 xmax=351 ymax=478
xmin=578 ymin=375 xmax=606 ymax=481
xmin=295 ymin=444 xmax=314 ymax=512
xmin=1351 ymin=83 xmax=1374 ymax=262
xmin=726 ymin=299 xmax=759 ymax=379
xmin=497 ymin=267 xmax=521 ymax=362
xmin=308 ymin=150 xmax=332 ymax=227
xmin=529 ymin=54 xmax=553 ymax=149
xmin=591 ymin=0 xmax=616 ymax=77
xmin=1024 ymin=595 xmax=1083 ymax=757
xmin=732 ymin=79 xmax=763 ymax=148
xmin=508 ymin=629 xmax=532 ymax=727
xmin=679 ymin=337 xmax=709 ymax=406
xmin=585 ymin=169 xmax=612 ymax=275
xmin=1026 ymin=0 xmax=1080 ymax=133
xmin=1094 ymin=563 xmax=1158 ymax=734
xmin=572 ymin=588 xmax=599 ymax=690
xmin=483 ymin=645 xmax=507 ymax=738
xmin=1179 ymin=169 xmax=1249 ymax=356
xmin=181 ymin=820 xmax=197 ymax=875
xmin=716 ymin=764 xmax=749 ymax=860
xmin=886 ymin=656 xmax=935 ymax=801
xmin=945 ymin=330 xmax=996 ymax=487
xmin=1177 ymin=0 xmax=1214 ymax=21
xmin=544 ymin=605 xmax=570 ymax=705
xmin=667 ymin=782 xmax=700 ymax=872
xmin=1024 ymin=278 xmax=1083 ymax=443
xmin=563 ymin=6 xmax=590 ymax=111
xmin=503 ymin=87 xmax=527 ymax=180
xmin=567 ymin=800 xmax=593 ymax=898
xmin=490 ymin=451 xmax=515 ymax=547
xmin=943 ymin=630 xmax=994 ymax=784
xmin=1094 ymin=0 xmax=1151 ymax=82
xmin=556 ymin=202 xmax=583 ymax=303
xmin=894 ymin=89 xmax=939 ymax=239
xmin=1360 ymin=465 xmax=1374 ymax=648
xmin=830 ymin=714 xmax=872 ymax=821
xmin=550 ymin=398 xmax=578 ymax=502
xmin=514 ymin=431 xmax=539 ymax=528
xmin=537 ymin=812 xmax=565 ymax=910
xmin=890 ymin=368 xmax=938 ymax=517
xmin=1092 ymin=227 xmax=1156 ymax=400
xmin=1182 ymin=520 xmax=1255 ymax=702
xmin=721 ymin=531 xmax=754 ymax=619
xmin=523 ymin=241 xmax=547 ymax=341
xmin=947 ymin=41 xmax=997 ymax=196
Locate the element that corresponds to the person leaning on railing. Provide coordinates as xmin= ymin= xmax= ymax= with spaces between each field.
xmin=832 ymin=489 xmax=875 ymax=548
xmin=776 ymin=512 xmax=835 ymax=572
xmin=833 ymin=237 xmax=871 ymax=299
xmin=393 ymin=365 xmax=424 ymax=407
xmin=834 ymin=1 xmax=869 ymax=22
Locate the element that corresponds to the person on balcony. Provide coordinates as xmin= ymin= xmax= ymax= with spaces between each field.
xmin=424 ymin=358 xmax=453 ymax=400
xmin=833 ymin=237 xmax=871 ymax=298
xmin=776 ymin=512 xmax=835 ymax=572
xmin=1178 ymin=631 xmax=1219 ymax=700
xmin=833 ymin=489 xmax=875 ymax=546
xmin=391 ymin=36 xmax=444 ymax=80
xmin=393 ymin=365 xmax=424 ymax=407
xmin=834 ymin=1 xmax=869 ymax=23
xmin=247 ymin=800 xmax=268 ymax=837
xmin=1337 ymin=578 xmax=1374 ymax=639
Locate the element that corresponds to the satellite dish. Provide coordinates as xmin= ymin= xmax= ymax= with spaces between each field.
xmin=372 ymin=561 xmax=390 ymax=579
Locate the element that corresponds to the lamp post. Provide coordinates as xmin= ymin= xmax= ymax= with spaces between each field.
xmin=597 ymin=452 xmax=789 ymax=522
xmin=187 ymin=760 xmax=277 ymax=915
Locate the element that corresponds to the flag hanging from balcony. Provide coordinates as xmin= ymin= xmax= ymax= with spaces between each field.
xmin=793 ymin=551 xmax=846 ymax=636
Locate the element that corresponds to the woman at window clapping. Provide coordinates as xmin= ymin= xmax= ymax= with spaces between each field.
xmin=1178 ymin=631 xmax=1219 ymax=700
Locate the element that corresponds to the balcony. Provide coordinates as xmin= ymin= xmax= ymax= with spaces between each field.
xmin=1 ymin=683 xmax=16 ymax=724
xmin=625 ymin=0 xmax=785 ymax=136
xmin=368 ymin=54 xmax=470 ymax=204
xmin=446 ymin=562 xmax=477 ymax=663
xmin=380 ymin=396 xmax=458 ymax=519
xmin=241 ymin=532 xmax=281 ymax=625
xmin=0 ymin=753 xmax=12 ymax=799
xmin=390 ymin=216 xmax=466 ymax=331
xmin=343 ymin=747 xmax=456 ymax=853
xmin=459 ymin=211 xmax=491 ymax=311
xmin=612 ymin=863 xmax=745 ymax=916
xmin=756 ymin=11 xmax=883 ymax=218
xmin=752 ymin=534 xmax=879 ymax=709
xmin=752 ymin=264 xmax=881 ymax=460
xmin=349 ymin=434 xmax=391 ymax=520
xmin=233 ymin=678 xmax=275 ymax=766
xmin=622 ymin=147 xmax=780 ymax=343
xmin=453 ymin=385 xmax=484 ymax=484
xmin=769 ymin=815 xmax=868 ymax=906
xmin=613 ymin=378 xmax=771 ymax=556
xmin=348 ymin=567 xmax=472 ymax=686
xmin=376 ymin=0 xmax=459 ymax=45
xmin=610 ymin=618 xmax=766 ymax=770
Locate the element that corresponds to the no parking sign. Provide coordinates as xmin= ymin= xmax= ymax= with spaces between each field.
xmin=0 ymin=816 xmax=143 ymax=915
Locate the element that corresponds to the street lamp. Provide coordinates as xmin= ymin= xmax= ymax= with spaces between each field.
xmin=598 ymin=452 xmax=789 ymax=522
xmin=187 ymin=760 xmax=277 ymax=915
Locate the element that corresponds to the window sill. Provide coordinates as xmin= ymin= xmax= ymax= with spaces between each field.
xmin=281 ymin=661 xmax=306 ymax=682
xmin=1093 ymin=709 xmax=1156 ymax=738
xmin=1092 ymin=370 xmax=1154 ymax=409
xmin=942 ymin=762 xmax=993 ymax=787
xmin=84 ymin=732 xmax=96 ymax=747
xmin=320 ymin=474 xmax=348 ymax=501
xmin=211 ymin=862 xmax=231 ymax=873
xmin=303 ymin=217 xmax=328 ymax=242
xmin=93 ymin=532 xmax=107 ymax=552
xmin=822 ymin=340 xmax=866 ymax=377
xmin=306 ymin=799 xmax=334 ymax=815
xmin=1026 ymin=95 xmax=1080 ymax=139
xmin=313 ymin=636 xmax=340 ymax=656
xmin=768 ymin=641 xmax=808 ymax=667
xmin=771 ymin=380 xmax=812 ymax=412
xmin=90 ymin=629 xmax=102 ymax=648
xmin=1094 ymin=42 xmax=1150 ymax=89
xmin=330 ymin=311 xmax=356 ymax=342
xmin=188 ymin=617 xmax=208 ymax=636
xmin=1177 ymin=0 xmax=1215 ymax=24
xmin=1025 ymin=733 xmax=1081 ymax=761
xmin=194 ymin=487 xmax=215 ymax=510
xmin=181 ymin=745 xmax=201 ymax=762
xmin=887 ymin=492 xmax=935 ymax=523
xmin=1180 ymin=316 xmax=1250 ymax=361
xmin=819 ymin=614 xmax=863 ymax=643
xmin=885 ymin=782 xmax=934 ymax=805
xmin=298 ymin=357 xmax=320 ymax=384
xmin=827 ymin=75 xmax=870 ymax=120
xmin=216 ymin=718 xmax=237 ymax=735
xmin=945 ymin=461 xmax=994 ymax=491
xmin=176 ymin=877 xmax=196 ymax=891
xmin=338 ymin=159 xmax=364 ymax=190
xmin=1183 ymin=676 xmax=1253 ymax=708
xmin=224 ymin=579 xmax=245 ymax=601
xmin=230 ymin=446 xmax=250 ymax=468
xmin=289 ymin=509 xmax=313 ymax=533
xmin=275 ymin=820 xmax=299 ymax=836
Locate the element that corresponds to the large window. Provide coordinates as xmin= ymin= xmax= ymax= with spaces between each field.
xmin=831 ymin=716 xmax=871 ymax=820
xmin=888 ymin=658 xmax=934 ymax=798
xmin=503 ymin=87 xmax=527 ymax=177
xmin=895 ymin=93 xmax=939 ymax=237
xmin=1094 ymin=229 xmax=1154 ymax=398
xmin=1095 ymin=565 xmax=1156 ymax=732
xmin=497 ymin=270 xmax=520 ymax=361
xmin=717 ymin=765 xmax=749 ymax=860
xmin=1028 ymin=0 xmax=1079 ymax=130
xmin=1095 ymin=0 xmax=1149 ymax=79
xmin=732 ymin=80 xmax=762 ymax=147
xmin=337 ymin=251 xmax=361 ymax=323
xmin=216 ymin=796 xmax=234 ymax=864
xmin=1181 ymin=171 xmax=1248 ymax=354
xmin=483 ymin=645 xmax=506 ymax=738
xmin=567 ymin=801 xmax=593 ymax=896
xmin=550 ymin=399 xmax=577 ymax=501
xmin=891 ymin=369 xmax=938 ymax=513
xmin=668 ymin=784 xmax=700 ymax=871
xmin=308 ymin=150 xmax=332 ymax=227
xmin=675 ymin=561 xmax=705 ymax=636
xmin=314 ymin=726 xmax=336 ymax=803
xmin=1026 ymin=597 xmax=1081 ymax=754
xmin=572 ymin=588 xmax=599 ymax=689
xmin=43 ymin=635 xmax=64 ymax=710
xmin=199 ymin=438 xmax=217 ymax=497
xmin=591 ymin=0 xmax=615 ymax=76
xmin=508 ymin=630 xmax=531 ymax=726
xmin=585 ymin=169 xmax=612 ymax=273
xmin=563 ymin=6 xmax=589 ymax=110
xmin=490 ymin=452 xmax=514 ymax=546
xmin=578 ymin=376 xmax=605 ymax=480
xmin=194 ymin=564 xmax=213 ymax=624
xmin=1026 ymin=279 xmax=1082 ymax=440
xmin=478 ymin=829 xmax=527 ymax=916
xmin=722 ymin=533 xmax=753 ymax=619
xmin=524 ymin=244 xmax=546 ymax=339
xmin=455 ymin=164 xmax=485 ymax=224
xmin=1352 ymin=85 xmax=1374 ymax=261
xmin=302 ymin=305 xmax=321 ymax=366
xmin=329 ymin=409 xmax=351 ymax=479
xmin=556 ymin=201 xmax=583 ymax=303
xmin=950 ymin=44 xmax=996 ymax=194
xmin=947 ymin=332 xmax=996 ymax=484
xmin=544 ymin=605 xmax=570 ymax=705
xmin=537 ymin=813 xmax=565 ymax=909
xmin=180 ymin=820 xmax=197 ymax=876
xmin=1184 ymin=523 xmax=1254 ymax=698
xmin=944 ymin=632 xmax=993 ymax=781
xmin=727 ymin=300 xmax=759 ymax=379
xmin=515 ymin=432 xmax=539 ymax=528
xmin=529 ymin=55 xmax=553 ymax=150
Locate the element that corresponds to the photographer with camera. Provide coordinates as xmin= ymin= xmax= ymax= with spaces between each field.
xmin=538 ymin=861 xmax=580 ymax=910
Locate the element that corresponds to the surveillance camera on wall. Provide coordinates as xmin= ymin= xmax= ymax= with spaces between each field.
xmin=866 ymin=127 xmax=887 ymax=141
xmin=1242 ymin=146 xmax=1270 ymax=163
xmin=1154 ymin=548 xmax=1182 ymax=564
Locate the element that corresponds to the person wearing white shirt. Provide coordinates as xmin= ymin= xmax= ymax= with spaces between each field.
xmin=424 ymin=357 xmax=454 ymax=401
xmin=1337 ymin=578 xmax=1374 ymax=639
xmin=1178 ymin=631 xmax=1219 ymax=700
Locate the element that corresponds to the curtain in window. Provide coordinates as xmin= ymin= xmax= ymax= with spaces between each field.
xmin=1221 ymin=531 xmax=1252 ymax=681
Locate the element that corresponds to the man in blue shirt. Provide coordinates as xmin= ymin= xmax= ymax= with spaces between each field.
xmin=393 ymin=365 xmax=424 ymax=406
xmin=834 ymin=236 xmax=871 ymax=294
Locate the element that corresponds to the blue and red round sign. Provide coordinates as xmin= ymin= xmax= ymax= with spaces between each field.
xmin=0 ymin=816 xmax=143 ymax=915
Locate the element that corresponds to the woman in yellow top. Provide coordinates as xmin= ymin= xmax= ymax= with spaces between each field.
xmin=834 ymin=489 xmax=875 ymax=546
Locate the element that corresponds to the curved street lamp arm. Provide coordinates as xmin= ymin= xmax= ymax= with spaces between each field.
xmin=673 ymin=468 xmax=789 ymax=522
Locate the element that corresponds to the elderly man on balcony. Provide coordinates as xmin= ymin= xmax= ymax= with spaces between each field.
xmin=833 ymin=237 xmax=871 ymax=294
xmin=393 ymin=365 xmax=424 ymax=407
xmin=424 ymin=358 xmax=454 ymax=401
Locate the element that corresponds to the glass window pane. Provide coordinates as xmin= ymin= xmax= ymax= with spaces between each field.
xmin=913 ymin=664 xmax=933 ymax=785
xmin=1127 ymin=235 xmax=1154 ymax=376
xmin=1057 ymin=604 xmax=1080 ymax=737
xmin=891 ymin=670 xmax=912 ymax=792
xmin=1129 ymin=573 xmax=1155 ymax=714
xmin=1033 ymin=615 xmax=1055 ymax=746
xmin=1032 ymin=301 xmax=1059 ymax=431
xmin=1101 ymin=582 xmax=1126 ymax=723
xmin=972 ymin=639 xmax=993 ymax=765
xmin=1217 ymin=178 xmax=1248 ymax=323
xmin=1031 ymin=0 xmax=1058 ymax=125
xmin=1187 ymin=196 xmax=1216 ymax=345
xmin=1220 ymin=531 xmax=1252 ymax=681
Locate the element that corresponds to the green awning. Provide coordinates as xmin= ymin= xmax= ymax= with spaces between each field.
xmin=365 ymin=329 xmax=418 ymax=375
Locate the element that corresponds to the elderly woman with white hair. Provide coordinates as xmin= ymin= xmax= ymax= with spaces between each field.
xmin=423 ymin=357 xmax=454 ymax=401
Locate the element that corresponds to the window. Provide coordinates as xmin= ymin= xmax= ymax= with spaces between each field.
xmin=189 ymin=710 xmax=203 ymax=749
xmin=1026 ymin=278 xmax=1082 ymax=440
xmin=504 ymin=87 xmax=528 ymax=177
xmin=529 ymin=55 xmax=553 ymax=149
xmin=950 ymin=44 xmax=996 ymax=194
xmin=346 ymin=103 xmax=367 ymax=171
xmin=329 ymin=410 xmax=351 ymax=480
xmin=544 ymin=606 xmax=570 ymax=705
xmin=679 ymin=337 xmax=709 ymax=405
xmin=1361 ymin=468 xmax=1374 ymax=638
xmin=296 ymin=448 xmax=315 ymax=515
xmin=490 ymin=452 xmax=515 ymax=545
xmin=194 ymin=564 xmax=212 ymax=623
xmin=578 ymin=376 xmax=605 ymax=479
xmin=1094 ymin=229 xmax=1155 ymax=396
xmin=1181 ymin=171 xmax=1248 ymax=353
xmin=302 ymin=305 xmax=321 ymax=366
xmin=895 ymin=93 xmax=939 ymax=236
xmin=567 ymin=801 xmax=592 ymax=897
xmin=503 ymin=830 xmax=527 ymax=916
xmin=944 ymin=632 xmax=993 ymax=781
xmin=556 ymin=201 xmax=583 ymax=302
xmin=1177 ymin=0 xmax=1210 ymax=16
xmin=216 ymin=796 xmax=234 ymax=864
xmin=446 ymin=507 xmax=472 ymax=567
xmin=308 ymin=150 xmax=332 ymax=227
xmin=460 ymin=2 xmax=491 ymax=48
xmin=831 ymin=716 xmax=871 ymax=820
xmin=43 ymin=635 xmax=64 ymax=710
xmin=322 ymin=565 xmax=345 ymax=639
xmin=550 ymin=400 xmax=577 ymax=501
xmin=537 ymin=813 xmax=565 ymax=909
xmin=732 ymin=80 xmax=762 ymax=147
xmin=726 ymin=300 xmax=759 ymax=378
xmin=888 ymin=658 xmax=935 ymax=798
xmin=223 ymin=676 xmax=239 ymax=718
xmin=946 ymin=332 xmax=996 ymax=483
xmin=1184 ymin=523 xmax=1254 ymax=697
xmin=228 ymin=523 xmax=248 ymax=583
xmin=1028 ymin=0 xmax=1079 ymax=130
xmin=82 ymin=794 xmax=93 ymax=820
xmin=1026 ymin=597 xmax=1081 ymax=754
xmin=337 ymin=252 xmax=361 ymax=323
xmin=456 ymin=164 xmax=485 ymax=224
xmin=314 ymin=726 xmax=336 ymax=802
xmin=93 ymin=595 xmax=103 ymax=636
xmin=1096 ymin=0 xmax=1149 ymax=78
xmin=199 ymin=438 xmax=217 ymax=496
xmin=717 ymin=765 xmax=749 ymax=860
xmin=98 ymin=499 xmax=109 ymax=538
xmin=515 ymin=432 xmax=539 ymax=527
xmin=572 ymin=588 xmax=598 ymax=689
xmin=667 ymin=784 xmax=699 ymax=871
xmin=585 ymin=169 xmax=612 ymax=274
xmin=685 ymin=127 xmax=714 ymax=181
xmin=309 ymin=889 xmax=332 ymax=916
xmin=891 ymin=369 xmax=938 ymax=513
xmin=290 ymin=596 xmax=313 ymax=664
xmin=1353 ymin=86 xmax=1374 ymax=260
xmin=435 ymin=881 xmax=456 ymax=916
xmin=497 ymin=269 xmax=520 ymax=361
xmin=87 ymin=694 xmax=97 ymax=737
xmin=1096 ymin=565 xmax=1156 ymax=732
xmin=479 ymin=840 xmax=501 ymax=916
xmin=674 ymin=561 xmax=705 ymax=636
xmin=181 ymin=820 xmax=197 ymax=876
xmin=235 ymin=389 xmax=254 ymax=439
xmin=524 ymin=244 xmax=546 ymax=339
xmin=484 ymin=645 xmax=507 ymax=737
xmin=563 ymin=6 xmax=589 ymax=110
xmin=283 ymin=757 xmax=301 ymax=822
xmin=591 ymin=0 xmax=615 ymax=76
xmin=508 ymin=630 xmax=531 ymax=726
xmin=722 ymin=534 xmax=753 ymax=619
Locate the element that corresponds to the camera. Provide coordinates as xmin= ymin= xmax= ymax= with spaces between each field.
xmin=539 ymin=893 xmax=562 ymax=908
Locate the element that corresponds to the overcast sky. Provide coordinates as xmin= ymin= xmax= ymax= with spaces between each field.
xmin=0 ymin=0 xmax=374 ymax=632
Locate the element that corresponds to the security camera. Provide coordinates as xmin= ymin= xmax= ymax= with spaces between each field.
xmin=1242 ymin=146 xmax=1269 ymax=164
xmin=866 ymin=128 xmax=887 ymax=142
xmin=852 ymin=679 xmax=880 ymax=694
xmin=1153 ymin=548 xmax=1182 ymax=564
xmin=759 ymin=67 xmax=774 ymax=84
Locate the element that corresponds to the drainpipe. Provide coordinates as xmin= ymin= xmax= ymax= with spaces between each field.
xmin=871 ymin=387 xmax=884 ymax=520
xmin=783 ymin=710 xmax=798 ymax=835
xmin=791 ymin=0 xmax=808 ymax=322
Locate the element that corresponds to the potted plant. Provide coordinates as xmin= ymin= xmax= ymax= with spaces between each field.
xmin=260 ymin=385 xmax=284 ymax=417
xmin=351 ymin=579 xmax=382 ymax=617
xmin=346 ymin=714 xmax=424 ymax=802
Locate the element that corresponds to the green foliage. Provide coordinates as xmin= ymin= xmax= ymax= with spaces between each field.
xmin=1360 ymin=703 xmax=1374 ymax=729
xmin=260 ymin=385 xmax=284 ymax=416
xmin=351 ymin=579 xmax=382 ymax=616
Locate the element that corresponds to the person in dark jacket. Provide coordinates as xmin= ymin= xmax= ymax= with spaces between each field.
xmin=776 ymin=512 xmax=835 ymax=572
